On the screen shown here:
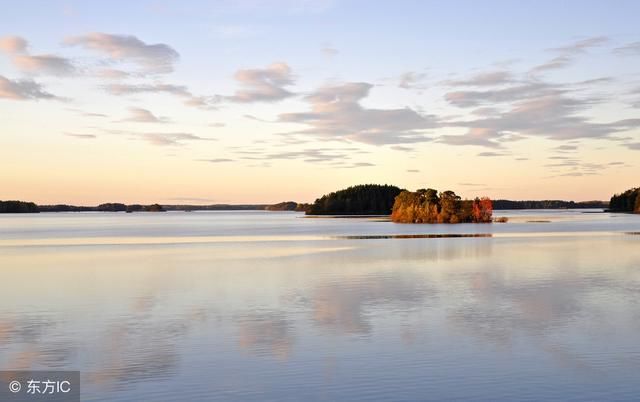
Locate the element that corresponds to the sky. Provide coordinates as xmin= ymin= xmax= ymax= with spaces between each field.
xmin=1 ymin=0 xmax=639 ymax=205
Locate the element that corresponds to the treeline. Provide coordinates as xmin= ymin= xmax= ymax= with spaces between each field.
xmin=163 ymin=204 xmax=268 ymax=211
xmin=306 ymin=184 xmax=403 ymax=215
xmin=37 ymin=203 xmax=166 ymax=212
xmin=0 ymin=200 xmax=39 ymax=213
xmin=391 ymin=189 xmax=492 ymax=223
xmin=265 ymin=201 xmax=311 ymax=212
xmin=493 ymin=200 xmax=608 ymax=209
xmin=609 ymin=188 xmax=640 ymax=213
xmin=0 ymin=200 xmax=287 ymax=213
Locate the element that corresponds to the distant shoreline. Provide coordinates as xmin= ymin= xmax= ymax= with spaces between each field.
xmin=0 ymin=199 xmax=611 ymax=214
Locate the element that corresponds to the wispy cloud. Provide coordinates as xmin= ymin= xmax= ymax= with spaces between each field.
xmin=96 ymin=68 xmax=132 ymax=79
xmin=64 ymin=33 xmax=179 ymax=73
xmin=0 ymin=35 xmax=75 ymax=76
xmin=398 ymin=71 xmax=427 ymax=89
xmin=100 ymin=129 xmax=214 ymax=146
xmin=64 ymin=133 xmax=96 ymax=139
xmin=225 ymin=62 xmax=295 ymax=103
xmin=531 ymin=36 xmax=608 ymax=73
xmin=134 ymin=132 xmax=212 ymax=146
xmin=321 ymin=46 xmax=339 ymax=57
xmin=614 ymin=41 xmax=640 ymax=56
xmin=477 ymin=151 xmax=509 ymax=157
xmin=197 ymin=158 xmax=233 ymax=163
xmin=0 ymin=75 xmax=57 ymax=100
xmin=120 ymin=107 xmax=168 ymax=123
xmin=548 ymin=36 xmax=609 ymax=55
xmin=440 ymin=67 xmax=640 ymax=148
xmin=0 ymin=36 xmax=27 ymax=53
xmin=278 ymin=82 xmax=437 ymax=145
xmin=105 ymin=82 xmax=211 ymax=108
xmin=446 ymin=71 xmax=513 ymax=87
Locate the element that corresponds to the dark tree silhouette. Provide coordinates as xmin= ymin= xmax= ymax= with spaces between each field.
xmin=306 ymin=184 xmax=403 ymax=215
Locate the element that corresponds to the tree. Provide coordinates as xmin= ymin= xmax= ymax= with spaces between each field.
xmin=391 ymin=189 xmax=493 ymax=223
xmin=307 ymin=184 xmax=403 ymax=215
xmin=0 ymin=200 xmax=39 ymax=213
xmin=609 ymin=187 xmax=639 ymax=213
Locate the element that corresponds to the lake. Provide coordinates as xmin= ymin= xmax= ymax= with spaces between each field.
xmin=1 ymin=210 xmax=639 ymax=401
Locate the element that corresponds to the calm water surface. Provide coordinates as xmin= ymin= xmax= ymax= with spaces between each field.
xmin=1 ymin=210 xmax=639 ymax=401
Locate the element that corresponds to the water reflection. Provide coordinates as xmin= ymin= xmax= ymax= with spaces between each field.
xmin=0 ymin=211 xmax=639 ymax=401
xmin=307 ymin=272 xmax=433 ymax=335
xmin=235 ymin=312 xmax=294 ymax=360
xmin=334 ymin=234 xmax=492 ymax=239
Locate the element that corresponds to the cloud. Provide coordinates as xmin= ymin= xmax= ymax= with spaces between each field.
xmin=66 ymin=108 xmax=109 ymax=118
xmin=121 ymin=107 xmax=167 ymax=123
xmin=98 ymin=130 xmax=213 ymax=146
xmin=444 ymin=82 xmax=556 ymax=108
xmin=548 ymin=36 xmax=609 ymax=55
xmin=64 ymin=133 xmax=96 ymax=139
xmin=530 ymin=55 xmax=573 ymax=73
xmin=0 ymin=36 xmax=27 ymax=53
xmin=439 ymin=127 xmax=506 ymax=148
xmin=614 ymin=41 xmax=640 ymax=56
xmin=135 ymin=132 xmax=211 ymax=146
xmin=626 ymin=142 xmax=640 ymax=150
xmin=543 ymin=158 xmax=613 ymax=177
xmin=239 ymin=147 xmax=358 ymax=163
xmin=0 ymin=36 xmax=75 ymax=76
xmin=442 ymin=75 xmax=640 ymax=147
xmin=12 ymin=54 xmax=75 ymax=76
xmin=64 ymin=33 xmax=179 ymax=73
xmin=226 ymin=62 xmax=295 ymax=102
xmin=554 ymin=144 xmax=578 ymax=152
xmin=0 ymin=75 xmax=57 ymax=100
xmin=345 ymin=162 xmax=375 ymax=168
xmin=391 ymin=145 xmax=414 ymax=152
xmin=407 ymin=169 xmax=419 ymax=173
xmin=531 ymin=36 xmax=608 ymax=73
xmin=398 ymin=71 xmax=427 ymax=89
xmin=446 ymin=71 xmax=513 ymax=87
xmin=230 ymin=145 xmax=373 ymax=167
xmin=477 ymin=151 xmax=509 ymax=157
xmin=105 ymin=82 xmax=210 ymax=108
xmin=321 ymin=46 xmax=338 ymax=57
xmin=96 ymin=68 xmax=131 ymax=79
xmin=197 ymin=158 xmax=233 ymax=163
xmin=277 ymin=82 xmax=437 ymax=145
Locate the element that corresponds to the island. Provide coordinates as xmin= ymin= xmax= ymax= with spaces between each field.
xmin=265 ymin=201 xmax=310 ymax=212
xmin=609 ymin=187 xmax=640 ymax=213
xmin=305 ymin=184 xmax=403 ymax=215
xmin=0 ymin=200 xmax=39 ymax=213
xmin=391 ymin=189 xmax=493 ymax=223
